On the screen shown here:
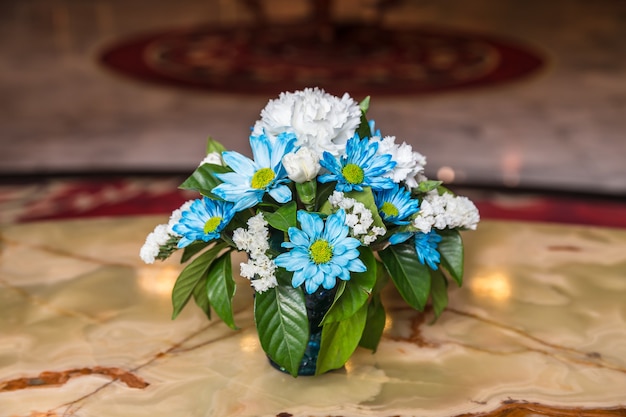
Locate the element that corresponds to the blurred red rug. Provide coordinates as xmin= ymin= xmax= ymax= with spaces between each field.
xmin=2 ymin=178 xmax=625 ymax=229
xmin=99 ymin=24 xmax=544 ymax=97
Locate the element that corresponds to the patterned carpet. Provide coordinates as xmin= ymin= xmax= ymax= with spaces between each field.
xmin=2 ymin=177 xmax=625 ymax=229
xmin=99 ymin=23 xmax=544 ymax=96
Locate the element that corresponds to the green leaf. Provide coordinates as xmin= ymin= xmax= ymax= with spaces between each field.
xmin=316 ymin=303 xmax=368 ymax=375
xmin=430 ymin=268 xmax=449 ymax=321
xmin=179 ymin=163 xmax=231 ymax=197
xmin=359 ymin=293 xmax=386 ymax=352
xmin=438 ymin=229 xmax=464 ymax=286
xmin=181 ymin=241 xmax=211 ymax=263
xmin=315 ymin=182 xmax=337 ymax=213
xmin=206 ymin=251 xmax=237 ymax=329
xmin=206 ymin=136 xmax=226 ymax=154
xmin=322 ymin=247 xmax=377 ymax=324
xmin=359 ymin=96 xmax=371 ymax=113
xmin=171 ymin=242 xmax=227 ymax=319
xmin=192 ymin=277 xmax=211 ymax=319
xmin=356 ymin=111 xmax=372 ymax=140
xmin=415 ymin=180 xmax=443 ymax=194
xmin=379 ymin=242 xmax=431 ymax=311
xmin=254 ymin=270 xmax=309 ymax=377
xmin=262 ymin=201 xmax=297 ymax=233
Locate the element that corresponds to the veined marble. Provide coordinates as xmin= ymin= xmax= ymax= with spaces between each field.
xmin=1 ymin=216 xmax=625 ymax=417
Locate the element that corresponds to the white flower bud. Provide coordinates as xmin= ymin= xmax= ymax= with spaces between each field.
xmin=282 ymin=147 xmax=321 ymax=183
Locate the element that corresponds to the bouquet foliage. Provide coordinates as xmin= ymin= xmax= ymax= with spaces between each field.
xmin=141 ymin=88 xmax=479 ymax=376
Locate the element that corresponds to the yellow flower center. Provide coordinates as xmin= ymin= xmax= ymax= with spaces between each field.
xmin=381 ymin=201 xmax=399 ymax=218
xmin=341 ymin=163 xmax=364 ymax=185
xmin=203 ymin=216 xmax=222 ymax=234
xmin=309 ymin=239 xmax=333 ymax=264
xmin=251 ymin=168 xmax=275 ymax=189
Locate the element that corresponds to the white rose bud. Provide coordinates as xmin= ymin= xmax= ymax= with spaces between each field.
xmin=282 ymin=147 xmax=321 ymax=183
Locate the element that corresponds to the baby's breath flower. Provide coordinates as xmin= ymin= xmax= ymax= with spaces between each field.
xmin=199 ymin=152 xmax=223 ymax=166
xmin=233 ymin=213 xmax=277 ymax=293
xmin=328 ymin=191 xmax=386 ymax=245
xmin=413 ymin=192 xmax=480 ymax=233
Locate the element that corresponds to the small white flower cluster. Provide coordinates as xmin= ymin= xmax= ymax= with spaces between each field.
xmin=198 ymin=151 xmax=222 ymax=166
xmin=232 ymin=213 xmax=278 ymax=293
xmin=139 ymin=200 xmax=193 ymax=263
xmin=372 ymin=135 xmax=426 ymax=189
xmin=328 ymin=191 xmax=386 ymax=245
xmin=252 ymin=87 xmax=362 ymax=158
xmin=413 ymin=192 xmax=480 ymax=234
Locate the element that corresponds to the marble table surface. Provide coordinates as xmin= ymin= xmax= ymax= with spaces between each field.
xmin=1 ymin=216 xmax=625 ymax=417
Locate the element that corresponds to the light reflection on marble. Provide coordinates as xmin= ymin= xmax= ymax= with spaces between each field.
xmin=1 ymin=216 xmax=625 ymax=416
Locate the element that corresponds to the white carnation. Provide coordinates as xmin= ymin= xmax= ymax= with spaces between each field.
xmin=167 ymin=200 xmax=193 ymax=234
xmin=372 ymin=136 xmax=426 ymax=188
xmin=139 ymin=224 xmax=170 ymax=264
xmin=252 ymin=87 xmax=362 ymax=157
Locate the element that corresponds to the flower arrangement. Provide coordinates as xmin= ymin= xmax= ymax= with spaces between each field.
xmin=140 ymin=88 xmax=479 ymax=376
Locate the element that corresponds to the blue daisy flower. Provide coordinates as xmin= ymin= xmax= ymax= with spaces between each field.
xmin=172 ymin=197 xmax=236 ymax=248
xmin=318 ymin=134 xmax=396 ymax=192
xmin=389 ymin=229 xmax=442 ymax=270
xmin=274 ymin=209 xmax=366 ymax=294
xmin=374 ymin=183 xmax=419 ymax=225
xmin=212 ymin=132 xmax=297 ymax=211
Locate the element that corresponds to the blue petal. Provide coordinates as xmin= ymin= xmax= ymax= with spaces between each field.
xmin=297 ymin=211 xmax=323 ymax=240
xmin=389 ymin=232 xmax=413 ymax=245
xmin=348 ymin=258 xmax=367 ymax=273
xmin=222 ymin=151 xmax=257 ymax=176
xmin=268 ymin=184 xmax=292 ymax=204
xmin=251 ymin=134 xmax=273 ymax=167
xmin=292 ymin=269 xmax=307 ymax=288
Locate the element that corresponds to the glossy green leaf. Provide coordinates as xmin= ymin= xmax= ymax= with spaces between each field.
xmin=438 ymin=229 xmax=464 ymax=286
xmin=359 ymin=293 xmax=386 ymax=352
xmin=415 ymin=180 xmax=443 ymax=194
xmin=206 ymin=251 xmax=237 ymax=329
xmin=379 ymin=242 xmax=431 ymax=311
xmin=181 ymin=241 xmax=210 ymax=263
xmin=359 ymin=96 xmax=371 ymax=113
xmin=206 ymin=136 xmax=226 ymax=154
xmin=430 ymin=268 xmax=449 ymax=321
xmin=263 ymin=201 xmax=297 ymax=233
xmin=171 ymin=243 xmax=227 ymax=319
xmin=322 ymin=247 xmax=376 ymax=324
xmin=316 ymin=302 xmax=368 ymax=375
xmin=192 ymin=277 xmax=211 ymax=320
xmin=254 ymin=271 xmax=308 ymax=377
xmin=179 ymin=163 xmax=231 ymax=197
xmin=356 ymin=110 xmax=372 ymax=139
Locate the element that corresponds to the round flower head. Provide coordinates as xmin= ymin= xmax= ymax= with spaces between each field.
xmin=374 ymin=183 xmax=419 ymax=225
xmin=252 ymin=87 xmax=362 ymax=157
xmin=318 ymin=134 xmax=396 ymax=192
xmin=274 ymin=209 xmax=366 ymax=294
xmin=172 ymin=197 xmax=236 ymax=248
xmin=213 ymin=132 xmax=296 ymax=211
